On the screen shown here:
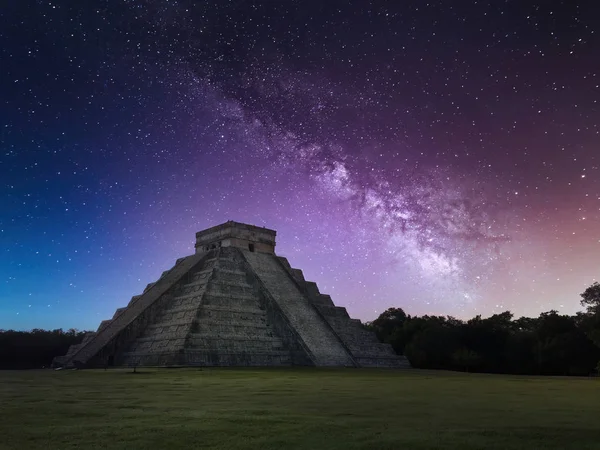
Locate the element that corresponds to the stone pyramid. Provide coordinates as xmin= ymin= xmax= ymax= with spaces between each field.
xmin=53 ymin=222 xmax=410 ymax=368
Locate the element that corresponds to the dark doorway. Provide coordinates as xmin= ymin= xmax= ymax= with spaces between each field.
xmin=248 ymin=243 xmax=255 ymax=252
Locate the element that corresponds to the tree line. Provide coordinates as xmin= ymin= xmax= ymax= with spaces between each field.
xmin=0 ymin=328 xmax=89 ymax=369
xmin=2 ymin=282 xmax=600 ymax=374
xmin=366 ymin=282 xmax=600 ymax=376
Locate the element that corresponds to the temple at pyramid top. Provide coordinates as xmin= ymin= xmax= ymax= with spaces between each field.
xmin=195 ymin=221 xmax=277 ymax=254
xmin=53 ymin=221 xmax=410 ymax=369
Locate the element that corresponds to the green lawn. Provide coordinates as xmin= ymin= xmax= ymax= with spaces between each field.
xmin=1 ymin=368 xmax=599 ymax=450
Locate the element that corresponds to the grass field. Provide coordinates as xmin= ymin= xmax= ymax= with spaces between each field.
xmin=1 ymin=368 xmax=599 ymax=450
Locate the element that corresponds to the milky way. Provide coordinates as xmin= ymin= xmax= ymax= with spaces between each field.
xmin=1 ymin=1 xmax=599 ymax=330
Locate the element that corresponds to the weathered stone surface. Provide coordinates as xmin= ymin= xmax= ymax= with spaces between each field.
xmin=241 ymin=250 xmax=355 ymax=367
xmin=53 ymin=221 xmax=411 ymax=369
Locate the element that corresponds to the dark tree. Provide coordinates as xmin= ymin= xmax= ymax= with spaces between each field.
xmin=581 ymin=282 xmax=600 ymax=315
xmin=452 ymin=347 xmax=482 ymax=372
xmin=368 ymin=307 xmax=408 ymax=352
xmin=367 ymin=281 xmax=600 ymax=376
xmin=0 ymin=329 xmax=89 ymax=369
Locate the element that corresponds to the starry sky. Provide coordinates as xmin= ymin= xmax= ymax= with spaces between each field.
xmin=1 ymin=0 xmax=599 ymax=331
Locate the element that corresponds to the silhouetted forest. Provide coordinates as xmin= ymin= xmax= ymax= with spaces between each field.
xmin=2 ymin=282 xmax=600 ymax=374
xmin=367 ymin=282 xmax=600 ymax=376
xmin=0 ymin=328 xmax=89 ymax=369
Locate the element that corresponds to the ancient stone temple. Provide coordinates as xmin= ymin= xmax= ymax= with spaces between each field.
xmin=53 ymin=221 xmax=410 ymax=369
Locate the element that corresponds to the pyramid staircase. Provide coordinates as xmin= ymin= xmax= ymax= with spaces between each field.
xmin=122 ymin=251 xmax=300 ymax=366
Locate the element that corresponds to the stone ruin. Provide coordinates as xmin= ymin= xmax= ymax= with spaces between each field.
xmin=53 ymin=221 xmax=411 ymax=369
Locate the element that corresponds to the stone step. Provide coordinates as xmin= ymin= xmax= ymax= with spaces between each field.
xmin=316 ymin=305 xmax=350 ymax=318
xmin=311 ymin=295 xmax=335 ymax=306
xmin=176 ymin=283 xmax=207 ymax=297
xmin=209 ymin=279 xmax=252 ymax=289
xmin=183 ymin=349 xmax=292 ymax=366
xmin=146 ymin=319 xmax=193 ymax=330
xmin=164 ymin=295 xmax=203 ymax=311
xmin=194 ymin=323 xmax=270 ymax=335
xmin=342 ymin=335 xmax=380 ymax=346
xmin=196 ymin=307 xmax=265 ymax=317
xmin=209 ymin=282 xmax=254 ymax=296
xmin=157 ymin=307 xmax=198 ymax=323
xmin=202 ymin=295 xmax=258 ymax=307
xmin=199 ymin=304 xmax=265 ymax=315
xmin=202 ymin=298 xmax=261 ymax=311
xmin=159 ymin=303 xmax=202 ymax=317
xmin=197 ymin=307 xmax=268 ymax=325
xmin=180 ymin=278 xmax=209 ymax=289
xmin=202 ymin=257 xmax=225 ymax=266
xmin=188 ymin=341 xmax=285 ymax=353
xmin=186 ymin=348 xmax=289 ymax=356
xmin=127 ymin=295 xmax=142 ymax=306
xmin=193 ymin=319 xmax=270 ymax=330
xmin=206 ymin=257 xmax=235 ymax=264
xmin=127 ymin=338 xmax=187 ymax=353
xmin=214 ymin=258 xmax=242 ymax=271
xmin=205 ymin=291 xmax=256 ymax=301
xmin=216 ymin=268 xmax=245 ymax=274
xmin=189 ymin=332 xmax=282 ymax=342
xmin=64 ymin=344 xmax=83 ymax=357
xmin=322 ymin=314 xmax=373 ymax=330
xmin=331 ymin=326 xmax=380 ymax=341
xmin=212 ymin=268 xmax=247 ymax=282
xmin=97 ymin=319 xmax=112 ymax=332
xmin=189 ymin=269 xmax=213 ymax=283
xmin=201 ymin=297 xmax=258 ymax=310
xmin=196 ymin=313 xmax=266 ymax=326
xmin=134 ymin=331 xmax=188 ymax=343
xmin=198 ymin=259 xmax=217 ymax=272
xmin=112 ymin=308 xmax=126 ymax=319
xmin=304 ymin=282 xmax=321 ymax=297
xmin=172 ymin=291 xmax=206 ymax=302
xmin=208 ymin=288 xmax=255 ymax=297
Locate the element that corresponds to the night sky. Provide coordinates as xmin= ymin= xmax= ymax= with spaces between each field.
xmin=1 ymin=1 xmax=599 ymax=331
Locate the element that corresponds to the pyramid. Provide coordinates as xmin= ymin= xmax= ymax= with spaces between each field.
xmin=53 ymin=222 xmax=410 ymax=369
